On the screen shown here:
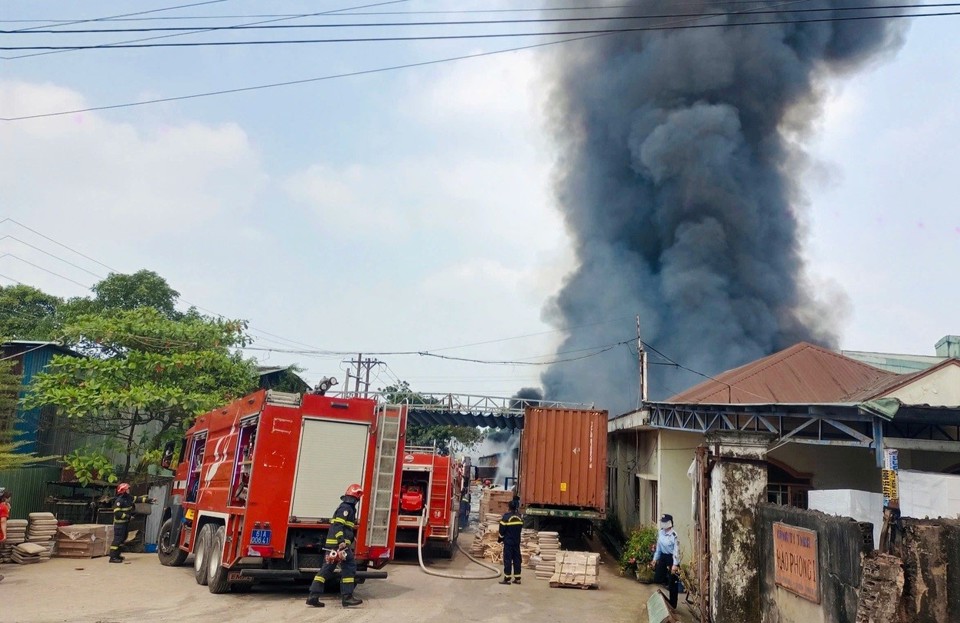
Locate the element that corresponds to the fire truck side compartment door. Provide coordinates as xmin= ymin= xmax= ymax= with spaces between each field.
xmin=291 ymin=419 xmax=369 ymax=520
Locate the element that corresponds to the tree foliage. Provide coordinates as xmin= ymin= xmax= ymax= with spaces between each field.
xmin=380 ymin=381 xmax=483 ymax=453
xmin=0 ymin=356 xmax=51 ymax=470
xmin=0 ymin=285 xmax=63 ymax=341
xmin=65 ymin=270 xmax=182 ymax=320
xmin=24 ymin=306 xmax=258 ymax=477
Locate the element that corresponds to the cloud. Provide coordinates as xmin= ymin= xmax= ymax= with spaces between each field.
xmin=0 ymin=81 xmax=267 ymax=240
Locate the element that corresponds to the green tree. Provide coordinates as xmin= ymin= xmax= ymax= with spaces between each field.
xmin=0 ymin=285 xmax=63 ymax=340
xmin=0 ymin=356 xmax=51 ymax=469
xmin=62 ymin=269 xmax=182 ymax=322
xmin=24 ymin=307 xmax=258 ymax=477
xmin=381 ymin=381 xmax=483 ymax=453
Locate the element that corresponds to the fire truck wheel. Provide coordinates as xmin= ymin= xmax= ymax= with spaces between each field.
xmin=207 ymin=525 xmax=231 ymax=594
xmin=158 ymin=518 xmax=188 ymax=567
xmin=433 ymin=540 xmax=455 ymax=560
xmin=193 ymin=524 xmax=213 ymax=585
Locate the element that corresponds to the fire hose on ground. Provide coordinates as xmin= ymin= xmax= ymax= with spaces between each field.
xmin=415 ymin=515 xmax=502 ymax=580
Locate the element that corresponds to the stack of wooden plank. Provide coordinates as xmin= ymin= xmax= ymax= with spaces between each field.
xmin=549 ymin=551 xmax=600 ymax=589
xmin=26 ymin=512 xmax=58 ymax=559
xmin=533 ymin=531 xmax=561 ymax=580
xmin=0 ymin=519 xmax=28 ymax=562
xmin=56 ymin=524 xmax=113 ymax=559
xmin=12 ymin=541 xmax=49 ymax=564
xmin=468 ymin=513 xmax=503 ymax=560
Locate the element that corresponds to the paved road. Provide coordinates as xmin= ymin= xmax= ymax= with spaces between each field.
xmin=0 ymin=534 xmax=666 ymax=623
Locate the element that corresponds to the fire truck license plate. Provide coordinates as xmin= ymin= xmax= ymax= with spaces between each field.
xmin=250 ymin=529 xmax=271 ymax=545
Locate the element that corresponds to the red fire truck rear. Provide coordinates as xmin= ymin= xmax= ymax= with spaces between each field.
xmin=156 ymin=389 xmax=406 ymax=593
xmin=394 ymin=447 xmax=464 ymax=558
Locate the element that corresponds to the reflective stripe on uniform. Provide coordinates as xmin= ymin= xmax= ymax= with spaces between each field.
xmin=499 ymin=520 xmax=523 ymax=526
xmin=314 ymin=576 xmax=325 ymax=583
xmin=342 ymin=578 xmax=355 ymax=584
xmin=331 ymin=517 xmax=356 ymax=529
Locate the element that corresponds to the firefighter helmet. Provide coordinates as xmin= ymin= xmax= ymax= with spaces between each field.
xmin=116 ymin=483 xmax=131 ymax=494
xmin=344 ymin=483 xmax=364 ymax=499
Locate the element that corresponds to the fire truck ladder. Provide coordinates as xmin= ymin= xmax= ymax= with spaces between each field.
xmin=367 ymin=405 xmax=403 ymax=548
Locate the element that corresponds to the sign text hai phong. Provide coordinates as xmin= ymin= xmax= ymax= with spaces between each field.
xmin=773 ymin=522 xmax=819 ymax=603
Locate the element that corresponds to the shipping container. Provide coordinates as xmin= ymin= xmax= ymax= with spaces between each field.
xmin=518 ymin=407 xmax=607 ymax=518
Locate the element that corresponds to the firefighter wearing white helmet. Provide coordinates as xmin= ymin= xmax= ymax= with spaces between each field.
xmin=108 ymin=483 xmax=156 ymax=563
xmin=306 ymin=483 xmax=365 ymax=608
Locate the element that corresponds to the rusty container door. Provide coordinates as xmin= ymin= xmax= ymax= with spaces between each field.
xmin=519 ymin=407 xmax=608 ymax=512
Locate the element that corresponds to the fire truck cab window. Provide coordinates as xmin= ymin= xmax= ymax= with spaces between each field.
xmin=230 ymin=419 xmax=258 ymax=507
xmin=185 ymin=436 xmax=207 ymax=503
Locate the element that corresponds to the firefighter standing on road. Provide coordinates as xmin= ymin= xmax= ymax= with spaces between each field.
xmin=108 ymin=483 xmax=155 ymax=563
xmin=306 ymin=483 xmax=364 ymax=608
xmin=498 ymin=498 xmax=523 ymax=585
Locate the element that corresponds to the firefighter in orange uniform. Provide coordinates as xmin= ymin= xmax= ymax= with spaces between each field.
xmin=109 ymin=483 xmax=155 ymax=563
xmin=306 ymin=484 xmax=364 ymax=608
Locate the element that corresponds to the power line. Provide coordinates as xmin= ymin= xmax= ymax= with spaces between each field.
xmin=0 ymin=219 xmax=118 ymax=272
xmin=7 ymin=10 xmax=958 ymax=50
xmin=2 ymin=0 xmax=408 ymax=61
xmin=0 ymin=235 xmax=104 ymax=278
xmin=0 ymin=0 xmax=802 ymax=120
xmin=10 ymin=4 xmax=953 ymax=35
xmin=0 ymin=3 xmax=776 ymax=23
xmin=9 ymin=0 xmax=233 ymax=32
xmin=0 ymin=253 xmax=93 ymax=290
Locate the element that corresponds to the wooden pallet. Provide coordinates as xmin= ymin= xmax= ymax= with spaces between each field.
xmin=549 ymin=551 xmax=599 ymax=589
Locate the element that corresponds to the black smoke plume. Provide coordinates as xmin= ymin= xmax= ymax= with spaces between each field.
xmin=540 ymin=1 xmax=905 ymax=413
xmin=511 ymin=387 xmax=544 ymax=410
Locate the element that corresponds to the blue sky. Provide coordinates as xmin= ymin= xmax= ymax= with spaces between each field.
xmin=1 ymin=1 xmax=958 ymax=407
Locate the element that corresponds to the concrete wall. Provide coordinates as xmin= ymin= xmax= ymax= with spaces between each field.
xmin=607 ymin=430 xmax=658 ymax=532
xmin=758 ymin=505 xmax=872 ymax=623
xmin=894 ymin=518 xmax=960 ymax=622
xmin=659 ymin=430 xmax=700 ymax=549
xmin=884 ymin=363 xmax=960 ymax=406
xmin=708 ymin=432 xmax=771 ymax=623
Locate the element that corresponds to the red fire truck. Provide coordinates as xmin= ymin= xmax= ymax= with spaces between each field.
xmin=156 ymin=389 xmax=407 ymax=593
xmin=394 ymin=447 xmax=463 ymax=558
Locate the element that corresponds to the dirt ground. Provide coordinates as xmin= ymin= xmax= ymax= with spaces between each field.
xmin=0 ymin=533 xmax=691 ymax=623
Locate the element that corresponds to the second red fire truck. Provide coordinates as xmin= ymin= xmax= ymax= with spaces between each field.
xmin=156 ymin=389 xmax=407 ymax=593
xmin=394 ymin=447 xmax=464 ymax=558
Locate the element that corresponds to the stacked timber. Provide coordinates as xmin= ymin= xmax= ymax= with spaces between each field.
xmin=534 ymin=531 xmax=561 ymax=580
xmin=549 ymin=551 xmax=599 ymax=589
xmin=469 ymin=514 xmax=503 ymax=560
xmin=25 ymin=512 xmax=58 ymax=560
xmin=0 ymin=519 xmax=28 ymax=562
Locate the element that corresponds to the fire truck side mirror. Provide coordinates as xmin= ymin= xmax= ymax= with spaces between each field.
xmin=160 ymin=440 xmax=176 ymax=470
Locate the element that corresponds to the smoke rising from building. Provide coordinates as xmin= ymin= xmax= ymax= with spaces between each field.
xmin=540 ymin=1 xmax=906 ymax=413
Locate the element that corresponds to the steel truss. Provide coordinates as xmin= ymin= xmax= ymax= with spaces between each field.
xmin=646 ymin=402 xmax=960 ymax=466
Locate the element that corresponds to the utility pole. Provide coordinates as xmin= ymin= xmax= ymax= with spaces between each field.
xmin=342 ymin=353 xmax=384 ymax=397
xmin=637 ymin=315 xmax=648 ymax=409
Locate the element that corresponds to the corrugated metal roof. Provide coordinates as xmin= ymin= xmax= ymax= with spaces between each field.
xmin=666 ymin=342 xmax=896 ymax=404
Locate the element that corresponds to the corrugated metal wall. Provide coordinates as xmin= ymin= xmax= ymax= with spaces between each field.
xmin=0 ymin=465 xmax=61 ymax=519
xmin=144 ymin=483 xmax=171 ymax=545
xmin=14 ymin=347 xmax=57 ymax=454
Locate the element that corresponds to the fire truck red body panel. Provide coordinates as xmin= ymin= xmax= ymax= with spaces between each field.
xmin=394 ymin=449 xmax=462 ymax=557
xmin=161 ymin=390 xmax=406 ymax=591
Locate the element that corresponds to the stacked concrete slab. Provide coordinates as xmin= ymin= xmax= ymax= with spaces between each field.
xmin=0 ymin=519 xmax=28 ymax=562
